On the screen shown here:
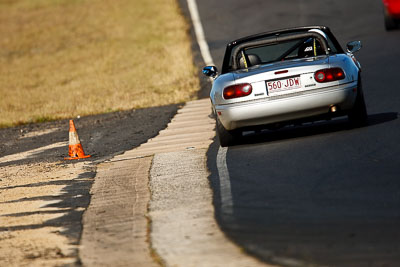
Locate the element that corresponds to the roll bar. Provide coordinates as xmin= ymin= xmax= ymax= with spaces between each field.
xmin=231 ymin=32 xmax=329 ymax=71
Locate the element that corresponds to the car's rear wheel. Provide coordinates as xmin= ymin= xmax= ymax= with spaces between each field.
xmin=216 ymin=117 xmax=240 ymax=147
xmin=384 ymin=7 xmax=399 ymax=31
xmin=348 ymin=78 xmax=368 ymax=127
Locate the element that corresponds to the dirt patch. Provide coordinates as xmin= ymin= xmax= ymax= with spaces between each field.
xmin=0 ymin=104 xmax=178 ymax=266
xmin=0 ymin=161 xmax=91 ymax=266
xmin=0 ymin=104 xmax=180 ymax=165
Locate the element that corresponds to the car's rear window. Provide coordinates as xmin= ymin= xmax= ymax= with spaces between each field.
xmin=244 ymin=39 xmax=303 ymax=63
xmin=227 ymin=33 xmax=339 ymax=72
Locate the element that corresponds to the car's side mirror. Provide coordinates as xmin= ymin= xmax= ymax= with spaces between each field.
xmin=346 ymin=41 xmax=362 ymax=53
xmin=203 ymin=66 xmax=218 ymax=78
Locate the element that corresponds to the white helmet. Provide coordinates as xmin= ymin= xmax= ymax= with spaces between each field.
xmin=308 ymin=29 xmax=328 ymax=40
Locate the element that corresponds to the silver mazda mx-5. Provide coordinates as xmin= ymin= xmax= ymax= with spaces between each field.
xmin=203 ymin=26 xmax=367 ymax=147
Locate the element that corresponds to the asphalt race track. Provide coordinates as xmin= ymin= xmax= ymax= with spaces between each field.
xmin=192 ymin=0 xmax=400 ymax=266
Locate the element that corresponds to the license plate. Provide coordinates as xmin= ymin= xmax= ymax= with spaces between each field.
xmin=266 ymin=76 xmax=301 ymax=93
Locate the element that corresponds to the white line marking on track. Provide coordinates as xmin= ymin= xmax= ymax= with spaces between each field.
xmin=217 ymin=146 xmax=234 ymax=215
xmin=187 ymin=0 xmax=214 ymax=66
xmin=186 ymin=0 xmax=233 ymax=214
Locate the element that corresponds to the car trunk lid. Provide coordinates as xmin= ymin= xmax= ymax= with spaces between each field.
xmin=229 ymin=56 xmax=331 ymax=101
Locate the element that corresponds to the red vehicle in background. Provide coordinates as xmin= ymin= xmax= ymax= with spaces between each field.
xmin=383 ymin=0 xmax=400 ymax=30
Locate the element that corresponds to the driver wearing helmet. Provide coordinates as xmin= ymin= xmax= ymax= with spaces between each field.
xmin=298 ymin=37 xmax=324 ymax=58
xmin=298 ymin=29 xmax=329 ymax=58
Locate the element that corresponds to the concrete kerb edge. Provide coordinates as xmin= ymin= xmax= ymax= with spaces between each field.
xmin=146 ymin=155 xmax=166 ymax=267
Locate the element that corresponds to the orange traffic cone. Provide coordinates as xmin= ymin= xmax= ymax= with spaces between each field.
xmin=64 ymin=120 xmax=91 ymax=160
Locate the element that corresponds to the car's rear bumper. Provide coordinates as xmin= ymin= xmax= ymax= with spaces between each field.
xmin=214 ymin=82 xmax=358 ymax=130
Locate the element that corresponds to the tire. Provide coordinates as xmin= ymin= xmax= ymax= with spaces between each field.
xmin=384 ymin=8 xmax=398 ymax=31
xmin=216 ymin=117 xmax=240 ymax=147
xmin=348 ymin=78 xmax=368 ymax=127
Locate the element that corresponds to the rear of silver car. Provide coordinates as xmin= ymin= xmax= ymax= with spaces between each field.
xmin=212 ymin=55 xmax=359 ymax=131
xmin=204 ymin=27 xmax=367 ymax=146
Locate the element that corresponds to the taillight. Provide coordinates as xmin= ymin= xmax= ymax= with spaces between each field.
xmin=314 ymin=68 xmax=345 ymax=83
xmin=223 ymin=83 xmax=252 ymax=99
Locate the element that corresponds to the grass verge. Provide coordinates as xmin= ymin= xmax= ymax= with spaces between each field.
xmin=0 ymin=0 xmax=199 ymax=127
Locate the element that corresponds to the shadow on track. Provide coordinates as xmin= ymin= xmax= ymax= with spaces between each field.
xmin=0 ymin=169 xmax=95 ymax=263
xmin=234 ymin=112 xmax=398 ymax=148
xmin=207 ymin=111 xmax=400 ymax=266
